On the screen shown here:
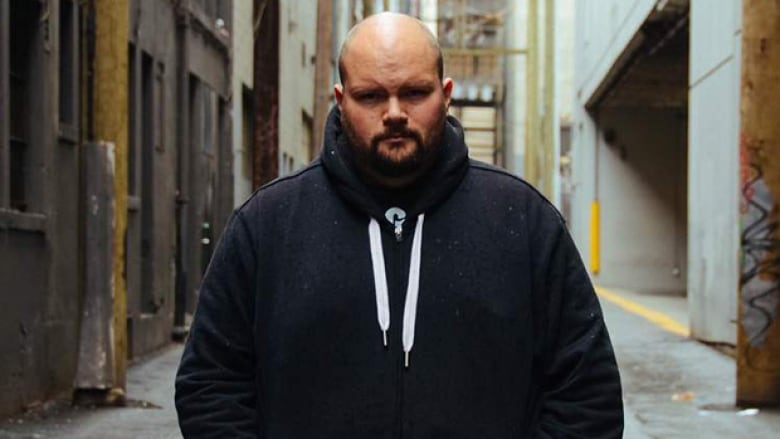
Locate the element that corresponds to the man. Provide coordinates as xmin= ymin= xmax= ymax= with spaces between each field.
xmin=176 ymin=12 xmax=623 ymax=438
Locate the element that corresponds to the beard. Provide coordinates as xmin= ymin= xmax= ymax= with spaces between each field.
xmin=341 ymin=105 xmax=448 ymax=182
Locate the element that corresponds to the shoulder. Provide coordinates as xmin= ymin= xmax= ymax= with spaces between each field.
xmin=466 ymin=159 xmax=565 ymax=226
xmin=235 ymin=159 xmax=328 ymax=216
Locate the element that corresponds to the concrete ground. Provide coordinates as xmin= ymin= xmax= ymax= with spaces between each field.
xmin=0 ymin=345 xmax=183 ymax=439
xmin=599 ymin=286 xmax=780 ymax=438
xmin=1 ymin=287 xmax=779 ymax=438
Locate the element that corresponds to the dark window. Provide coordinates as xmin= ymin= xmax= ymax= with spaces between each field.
xmin=202 ymin=87 xmax=213 ymax=154
xmin=141 ymin=51 xmax=157 ymax=312
xmin=141 ymin=51 xmax=153 ymax=159
xmin=59 ymin=0 xmax=76 ymax=125
xmin=241 ymin=86 xmax=254 ymax=180
xmin=155 ymin=62 xmax=164 ymax=151
xmin=128 ymin=43 xmax=138 ymax=195
xmin=8 ymin=0 xmax=40 ymax=211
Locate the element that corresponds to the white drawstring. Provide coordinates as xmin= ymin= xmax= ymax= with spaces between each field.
xmin=368 ymin=219 xmax=390 ymax=346
xmin=367 ymin=214 xmax=425 ymax=368
xmin=402 ymin=214 xmax=424 ymax=367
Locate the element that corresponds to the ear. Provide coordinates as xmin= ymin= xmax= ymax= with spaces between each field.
xmin=442 ymin=77 xmax=454 ymax=108
xmin=334 ymin=84 xmax=344 ymax=110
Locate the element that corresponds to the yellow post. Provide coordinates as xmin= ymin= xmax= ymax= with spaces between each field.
xmin=590 ymin=200 xmax=600 ymax=274
xmin=94 ymin=0 xmax=129 ymax=400
xmin=737 ymin=0 xmax=780 ymax=407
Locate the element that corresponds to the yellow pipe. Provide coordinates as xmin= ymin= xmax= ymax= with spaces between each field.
xmin=94 ymin=0 xmax=129 ymax=397
xmin=590 ymin=200 xmax=600 ymax=274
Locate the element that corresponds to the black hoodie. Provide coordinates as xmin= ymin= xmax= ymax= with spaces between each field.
xmin=175 ymin=108 xmax=623 ymax=438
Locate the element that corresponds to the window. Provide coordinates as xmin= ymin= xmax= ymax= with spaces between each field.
xmin=59 ymin=0 xmax=77 ymax=127
xmin=7 ymin=0 xmax=41 ymax=212
xmin=202 ymin=87 xmax=214 ymax=154
xmin=128 ymin=43 xmax=138 ymax=196
xmin=141 ymin=51 xmax=156 ymax=312
xmin=241 ymin=86 xmax=254 ymax=180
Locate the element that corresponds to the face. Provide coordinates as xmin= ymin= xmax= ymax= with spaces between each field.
xmin=335 ymin=34 xmax=453 ymax=187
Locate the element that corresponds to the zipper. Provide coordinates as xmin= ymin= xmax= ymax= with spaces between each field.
xmin=394 ymin=232 xmax=405 ymax=438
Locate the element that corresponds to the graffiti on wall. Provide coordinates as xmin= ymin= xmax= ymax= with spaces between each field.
xmin=740 ymin=133 xmax=780 ymax=347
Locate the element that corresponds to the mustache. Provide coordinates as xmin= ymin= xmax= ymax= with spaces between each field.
xmin=372 ymin=128 xmax=423 ymax=144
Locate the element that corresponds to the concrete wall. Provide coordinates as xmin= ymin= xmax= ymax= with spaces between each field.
xmin=597 ymin=107 xmax=687 ymax=293
xmin=0 ymin=0 xmax=81 ymax=415
xmin=571 ymin=0 xmax=658 ymax=245
xmin=571 ymin=0 xmax=688 ymax=293
xmin=557 ymin=0 xmax=575 ymax=121
xmin=126 ymin=0 xmax=180 ymax=358
xmin=278 ymin=0 xmax=317 ymax=175
xmin=232 ymin=0 xmax=254 ymax=206
xmin=575 ymin=0 xmax=656 ymax=107
xmin=571 ymin=0 xmax=667 ymax=261
xmin=687 ymin=0 xmax=742 ymax=344
xmin=503 ymin=0 xmax=528 ymax=175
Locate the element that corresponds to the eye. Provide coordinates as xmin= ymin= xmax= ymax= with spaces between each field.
xmin=403 ymin=88 xmax=430 ymax=100
xmin=354 ymin=91 xmax=384 ymax=103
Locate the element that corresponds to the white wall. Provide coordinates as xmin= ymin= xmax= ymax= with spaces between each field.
xmin=557 ymin=0 xmax=575 ymax=121
xmin=597 ymin=107 xmax=687 ymax=294
xmin=687 ymin=0 xmax=742 ymax=344
xmin=279 ymin=0 xmax=318 ymax=175
xmin=232 ymin=0 xmax=254 ymax=206
xmin=503 ymin=0 xmax=528 ymax=175
xmin=575 ymin=0 xmax=656 ymax=106
xmin=571 ymin=0 xmax=687 ymax=293
xmin=571 ymin=0 xmax=656 ymax=260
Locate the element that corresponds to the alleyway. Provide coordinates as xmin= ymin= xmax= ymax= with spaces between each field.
xmin=600 ymin=287 xmax=780 ymax=438
xmin=0 ymin=288 xmax=778 ymax=438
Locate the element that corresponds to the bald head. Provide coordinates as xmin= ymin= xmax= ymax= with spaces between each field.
xmin=338 ymin=12 xmax=443 ymax=85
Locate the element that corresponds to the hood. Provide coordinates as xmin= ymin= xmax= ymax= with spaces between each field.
xmin=320 ymin=106 xmax=470 ymax=222
xmin=320 ymin=106 xmax=470 ymax=367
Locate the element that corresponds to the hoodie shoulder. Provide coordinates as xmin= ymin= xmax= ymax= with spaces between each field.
xmin=236 ymin=159 xmax=327 ymax=214
xmin=467 ymin=159 xmax=565 ymax=225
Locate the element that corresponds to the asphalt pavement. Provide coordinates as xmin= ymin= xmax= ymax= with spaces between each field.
xmin=0 ymin=344 xmax=183 ymax=439
xmin=600 ymin=286 xmax=780 ymax=438
xmin=2 ymin=287 xmax=780 ymax=438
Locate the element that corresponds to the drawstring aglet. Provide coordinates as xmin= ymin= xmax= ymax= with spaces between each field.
xmin=404 ymin=351 xmax=410 ymax=368
xmin=383 ymin=330 xmax=388 ymax=347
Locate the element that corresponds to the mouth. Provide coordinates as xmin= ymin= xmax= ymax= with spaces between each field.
xmin=385 ymin=136 xmax=409 ymax=142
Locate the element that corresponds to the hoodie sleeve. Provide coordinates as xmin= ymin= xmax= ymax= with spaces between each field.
xmin=175 ymin=211 xmax=259 ymax=438
xmin=532 ymin=215 xmax=624 ymax=438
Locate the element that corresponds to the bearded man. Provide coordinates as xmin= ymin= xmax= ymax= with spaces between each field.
xmin=175 ymin=12 xmax=623 ymax=438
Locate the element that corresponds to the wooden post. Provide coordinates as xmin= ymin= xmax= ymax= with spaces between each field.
xmin=737 ymin=0 xmax=780 ymax=407
xmin=312 ymin=0 xmax=333 ymax=156
xmin=253 ymin=0 xmax=279 ymax=188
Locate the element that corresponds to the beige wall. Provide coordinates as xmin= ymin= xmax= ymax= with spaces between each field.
xmin=232 ymin=0 xmax=254 ymax=205
xmin=279 ymin=0 xmax=318 ymax=176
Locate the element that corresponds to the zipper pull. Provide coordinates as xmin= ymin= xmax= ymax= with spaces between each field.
xmin=385 ymin=207 xmax=407 ymax=242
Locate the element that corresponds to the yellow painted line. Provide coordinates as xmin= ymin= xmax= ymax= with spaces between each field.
xmin=595 ymin=286 xmax=690 ymax=338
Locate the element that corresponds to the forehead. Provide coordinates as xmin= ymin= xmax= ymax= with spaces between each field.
xmin=342 ymin=22 xmax=439 ymax=86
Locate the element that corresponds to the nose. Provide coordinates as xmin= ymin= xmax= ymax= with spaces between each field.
xmin=383 ymin=97 xmax=407 ymax=125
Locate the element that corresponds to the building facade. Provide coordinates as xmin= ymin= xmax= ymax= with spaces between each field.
xmin=571 ymin=0 xmax=739 ymax=345
xmin=0 ymin=0 xmax=234 ymax=416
